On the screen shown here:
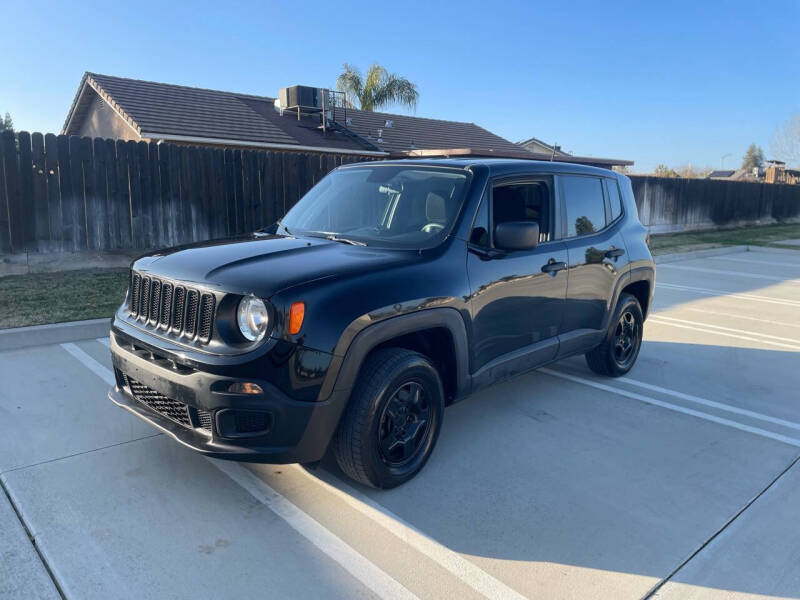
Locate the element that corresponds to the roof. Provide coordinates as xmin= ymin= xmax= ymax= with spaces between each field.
xmin=707 ymin=170 xmax=736 ymax=178
xmin=63 ymin=72 xmax=524 ymax=157
xmin=339 ymin=157 xmax=620 ymax=178
xmin=516 ymin=136 xmax=569 ymax=156
xmin=516 ymin=136 xmax=632 ymax=167
xmin=390 ymin=147 xmax=632 ymax=167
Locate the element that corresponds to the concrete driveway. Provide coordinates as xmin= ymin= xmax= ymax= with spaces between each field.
xmin=2 ymin=246 xmax=800 ymax=600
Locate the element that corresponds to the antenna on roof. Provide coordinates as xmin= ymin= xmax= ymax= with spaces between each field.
xmin=550 ymin=142 xmax=557 ymax=162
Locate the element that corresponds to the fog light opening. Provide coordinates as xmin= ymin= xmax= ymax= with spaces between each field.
xmin=227 ymin=382 xmax=264 ymax=395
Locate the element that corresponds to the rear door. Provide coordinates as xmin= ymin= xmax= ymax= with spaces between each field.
xmin=557 ymin=174 xmax=629 ymax=353
xmin=467 ymin=176 xmax=568 ymax=378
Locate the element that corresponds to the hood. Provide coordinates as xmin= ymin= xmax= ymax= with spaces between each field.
xmin=133 ymin=233 xmax=417 ymax=297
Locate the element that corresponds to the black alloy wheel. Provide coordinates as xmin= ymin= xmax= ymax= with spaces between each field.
xmin=585 ymin=293 xmax=644 ymax=377
xmin=333 ymin=348 xmax=444 ymax=488
xmin=377 ymin=380 xmax=432 ymax=467
xmin=612 ymin=309 xmax=640 ymax=369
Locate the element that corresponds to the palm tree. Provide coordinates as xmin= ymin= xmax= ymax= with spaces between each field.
xmin=336 ymin=63 xmax=419 ymax=112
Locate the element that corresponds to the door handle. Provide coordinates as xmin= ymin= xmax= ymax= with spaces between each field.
xmin=605 ymin=248 xmax=625 ymax=259
xmin=541 ymin=260 xmax=567 ymax=274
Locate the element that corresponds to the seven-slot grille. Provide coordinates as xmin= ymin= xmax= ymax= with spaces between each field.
xmin=128 ymin=272 xmax=216 ymax=343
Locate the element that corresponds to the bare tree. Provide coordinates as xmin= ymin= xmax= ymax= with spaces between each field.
xmin=0 ymin=112 xmax=13 ymax=132
xmin=771 ymin=112 xmax=800 ymax=166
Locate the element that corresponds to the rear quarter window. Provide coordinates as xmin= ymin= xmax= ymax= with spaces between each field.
xmin=605 ymin=178 xmax=623 ymax=222
xmin=561 ymin=175 xmax=606 ymax=237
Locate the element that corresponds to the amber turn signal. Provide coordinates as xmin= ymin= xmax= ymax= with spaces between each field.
xmin=227 ymin=382 xmax=263 ymax=395
xmin=289 ymin=301 xmax=305 ymax=335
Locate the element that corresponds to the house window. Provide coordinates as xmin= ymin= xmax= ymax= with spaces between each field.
xmin=562 ymin=176 xmax=606 ymax=237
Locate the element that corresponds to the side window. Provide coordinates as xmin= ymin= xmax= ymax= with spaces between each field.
xmin=562 ymin=176 xmax=606 ymax=237
xmin=469 ymin=192 xmax=490 ymax=247
xmin=605 ymin=178 xmax=623 ymax=222
xmin=491 ymin=180 xmax=552 ymax=243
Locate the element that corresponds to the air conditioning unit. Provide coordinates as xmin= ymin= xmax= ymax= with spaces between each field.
xmin=279 ymin=85 xmax=323 ymax=111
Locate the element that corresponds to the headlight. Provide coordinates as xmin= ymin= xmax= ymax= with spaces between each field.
xmin=237 ymin=296 xmax=269 ymax=342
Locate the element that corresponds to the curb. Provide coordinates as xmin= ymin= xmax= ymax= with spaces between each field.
xmin=0 ymin=318 xmax=111 ymax=352
xmin=654 ymin=245 xmax=749 ymax=264
xmin=744 ymin=245 xmax=800 ymax=255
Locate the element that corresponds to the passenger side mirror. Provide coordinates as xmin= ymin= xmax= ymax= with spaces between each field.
xmin=494 ymin=222 xmax=539 ymax=251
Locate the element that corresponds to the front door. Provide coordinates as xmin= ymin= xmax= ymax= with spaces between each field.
xmin=467 ymin=177 xmax=568 ymax=379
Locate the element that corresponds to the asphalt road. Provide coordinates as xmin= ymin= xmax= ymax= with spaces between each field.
xmin=2 ymin=246 xmax=800 ymax=600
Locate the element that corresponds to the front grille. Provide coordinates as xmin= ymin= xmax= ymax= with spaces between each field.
xmin=124 ymin=374 xmax=191 ymax=428
xmin=160 ymin=283 xmax=173 ymax=329
xmin=198 ymin=294 xmax=215 ymax=342
xmin=197 ymin=409 xmax=213 ymax=431
xmin=127 ymin=272 xmax=216 ymax=344
xmin=185 ymin=290 xmax=199 ymax=338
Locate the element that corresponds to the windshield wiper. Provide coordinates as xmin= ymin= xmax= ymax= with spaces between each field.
xmin=325 ymin=235 xmax=367 ymax=246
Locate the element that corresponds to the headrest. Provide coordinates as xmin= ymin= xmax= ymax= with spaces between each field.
xmin=426 ymin=192 xmax=447 ymax=222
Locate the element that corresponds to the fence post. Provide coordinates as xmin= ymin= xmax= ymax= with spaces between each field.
xmin=17 ymin=132 xmax=37 ymax=252
xmin=1 ymin=130 xmax=23 ymax=253
xmin=0 ymin=131 xmax=9 ymax=253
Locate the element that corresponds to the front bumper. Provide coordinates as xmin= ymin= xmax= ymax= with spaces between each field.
xmin=108 ymin=329 xmax=349 ymax=463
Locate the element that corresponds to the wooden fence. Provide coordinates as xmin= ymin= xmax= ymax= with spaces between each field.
xmin=0 ymin=130 xmax=372 ymax=254
xmin=2 ymin=130 xmax=800 ymax=254
xmin=629 ymin=175 xmax=800 ymax=233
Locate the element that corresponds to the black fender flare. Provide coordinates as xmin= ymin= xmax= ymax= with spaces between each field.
xmin=318 ymin=307 xmax=471 ymax=402
xmin=601 ymin=265 xmax=655 ymax=331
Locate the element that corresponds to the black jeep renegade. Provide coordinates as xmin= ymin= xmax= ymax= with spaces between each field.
xmin=108 ymin=158 xmax=655 ymax=488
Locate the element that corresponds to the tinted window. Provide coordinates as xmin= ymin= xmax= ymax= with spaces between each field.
xmin=492 ymin=181 xmax=551 ymax=242
xmin=562 ymin=176 xmax=606 ymax=237
xmin=606 ymin=178 xmax=623 ymax=221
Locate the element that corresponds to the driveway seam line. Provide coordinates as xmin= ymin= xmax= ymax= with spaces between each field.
xmin=0 ymin=433 xmax=163 ymax=475
xmin=640 ymin=452 xmax=800 ymax=600
xmin=0 ymin=475 xmax=67 ymax=600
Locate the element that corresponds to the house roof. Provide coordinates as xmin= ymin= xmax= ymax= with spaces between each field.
xmin=516 ymin=136 xmax=569 ymax=155
xmin=63 ymin=72 xmax=525 ymax=157
xmin=707 ymin=170 xmax=736 ymax=178
xmin=516 ymin=135 xmax=632 ymax=167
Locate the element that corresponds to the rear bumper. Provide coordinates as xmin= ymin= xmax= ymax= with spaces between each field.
xmin=108 ymin=329 xmax=350 ymax=464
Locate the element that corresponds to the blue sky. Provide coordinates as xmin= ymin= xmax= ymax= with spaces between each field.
xmin=1 ymin=0 xmax=797 ymax=172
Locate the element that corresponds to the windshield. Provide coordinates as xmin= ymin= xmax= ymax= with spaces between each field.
xmin=279 ymin=165 xmax=470 ymax=248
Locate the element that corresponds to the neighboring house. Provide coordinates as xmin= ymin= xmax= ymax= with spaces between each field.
xmin=63 ymin=72 xmax=531 ymax=159
xmin=707 ymin=169 xmax=736 ymax=180
xmin=765 ymin=160 xmax=800 ymax=185
xmin=517 ymin=135 xmax=633 ymax=170
xmin=517 ymin=136 xmax=571 ymax=157
xmin=708 ymin=168 xmax=766 ymax=182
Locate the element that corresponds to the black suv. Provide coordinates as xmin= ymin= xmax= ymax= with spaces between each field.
xmin=108 ymin=159 xmax=655 ymax=488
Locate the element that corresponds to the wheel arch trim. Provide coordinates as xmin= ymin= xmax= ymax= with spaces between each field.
xmin=602 ymin=265 xmax=654 ymax=330
xmin=318 ymin=308 xmax=471 ymax=402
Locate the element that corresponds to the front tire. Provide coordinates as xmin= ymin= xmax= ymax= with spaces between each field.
xmin=333 ymin=348 xmax=444 ymax=489
xmin=585 ymin=293 xmax=644 ymax=377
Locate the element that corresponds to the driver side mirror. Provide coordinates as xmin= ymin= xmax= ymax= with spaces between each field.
xmin=494 ymin=221 xmax=540 ymax=251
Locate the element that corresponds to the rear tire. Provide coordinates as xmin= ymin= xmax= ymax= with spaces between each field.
xmin=585 ymin=293 xmax=644 ymax=377
xmin=333 ymin=348 xmax=444 ymax=489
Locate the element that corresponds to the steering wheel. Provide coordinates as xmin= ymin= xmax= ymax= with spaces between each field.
xmin=421 ymin=222 xmax=445 ymax=234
